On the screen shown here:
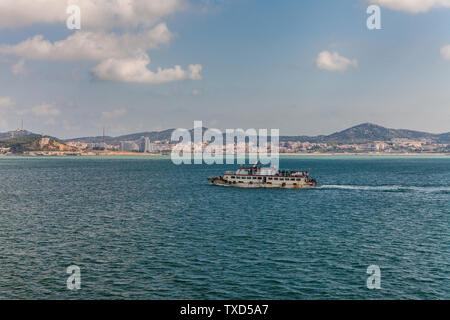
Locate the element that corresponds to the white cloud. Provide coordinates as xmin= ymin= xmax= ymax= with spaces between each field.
xmin=0 ymin=23 xmax=172 ymax=61
xmin=440 ymin=45 xmax=450 ymax=60
xmin=369 ymin=0 xmax=450 ymax=13
xmin=11 ymin=59 xmax=26 ymax=75
xmin=0 ymin=1 xmax=202 ymax=85
xmin=315 ymin=51 xmax=358 ymax=72
xmin=192 ymin=89 xmax=203 ymax=96
xmin=0 ymin=0 xmax=185 ymax=30
xmin=93 ymin=55 xmax=202 ymax=84
xmin=101 ymin=108 xmax=127 ymax=120
xmin=31 ymin=104 xmax=61 ymax=116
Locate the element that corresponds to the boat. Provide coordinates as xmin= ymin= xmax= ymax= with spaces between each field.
xmin=208 ymin=162 xmax=317 ymax=188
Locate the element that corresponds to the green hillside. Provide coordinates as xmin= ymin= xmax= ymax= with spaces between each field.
xmin=0 ymin=136 xmax=77 ymax=153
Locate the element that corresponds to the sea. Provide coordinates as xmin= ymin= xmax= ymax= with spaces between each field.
xmin=0 ymin=156 xmax=448 ymax=299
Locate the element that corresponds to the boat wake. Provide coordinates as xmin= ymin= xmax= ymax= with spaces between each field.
xmin=317 ymin=185 xmax=450 ymax=193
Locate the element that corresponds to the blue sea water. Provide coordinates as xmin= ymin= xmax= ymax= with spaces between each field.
xmin=0 ymin=156 xmax=448 ymax=299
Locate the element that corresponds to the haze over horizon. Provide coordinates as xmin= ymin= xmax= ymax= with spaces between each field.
xmin=1 ymin=0 xmax=450 ymax=139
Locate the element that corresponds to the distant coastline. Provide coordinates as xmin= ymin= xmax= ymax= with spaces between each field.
xmin=280 ymin=152 xmax=450 ymax=156
xmin=1 ymin=123 xmax=449 ymax=156
xmin=1 ymin=151 xmax=448 ymax=158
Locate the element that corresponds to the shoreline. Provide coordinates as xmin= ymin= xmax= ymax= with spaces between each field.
xmin=279 ymin=152 xmax=450 ymax=156
xmin=0 ymin=152 xmax=449 ymax=158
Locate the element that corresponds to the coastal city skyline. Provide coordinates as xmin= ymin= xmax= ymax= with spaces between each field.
xmin=1 ymin=0 xmax=450 ymax=139
xmin=1 ymin=122 xmax=449 ymax=156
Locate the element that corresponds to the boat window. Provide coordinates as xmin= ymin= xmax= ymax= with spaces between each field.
xmin=253 ymin=177 xmax=257 ymax=180
xmin=231 ymin=176 xmax=235 ymax=179
xmin=274 ymin=178 xmax=278 ymax=180
xmin=268 ymin=177 xmax=273 ymax=180
xmin=291 ymin=178 xmax=295 ymax=181
xmin=258 ymin=177 xmax=262 ymax=180
xmin=296 ymin=178 xmax=301 ymax=181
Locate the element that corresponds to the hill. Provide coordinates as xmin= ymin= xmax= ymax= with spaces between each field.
xmin=66 ymin=128 xmax=209 ymax=144
xmin=280 ymin=123 xmax=449 ymax=144
xmin=5 ymin=123 xmax=448 ymax=146
xmin=437 ymin=132 xmax=450 ymax=143
xmin=0 ymin=136 xmax=78 ymax=153
xmin=323 ymin=123 xmax=440 ymax=143
xmin=0 ymin=130 xmax=40 ymax=141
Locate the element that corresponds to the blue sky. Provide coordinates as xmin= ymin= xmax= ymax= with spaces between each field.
xmin=0 ymin=0 xmax=449 ymax=138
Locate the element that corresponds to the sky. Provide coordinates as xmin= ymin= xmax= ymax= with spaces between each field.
xmin=0 ymin=0 xmax=450 ymax=139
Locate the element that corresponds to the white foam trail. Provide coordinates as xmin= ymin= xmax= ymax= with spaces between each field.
xmin=317 ymin=185 xmax=450 ymax=193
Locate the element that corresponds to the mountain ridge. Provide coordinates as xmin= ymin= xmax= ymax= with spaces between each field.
xmin=52 ymin=123 xmax=450 ymax=144
xmin=280 ymin=123 xmax=448 ymax=144
xmin=1 ymin=123 xmax=449 ymax=144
